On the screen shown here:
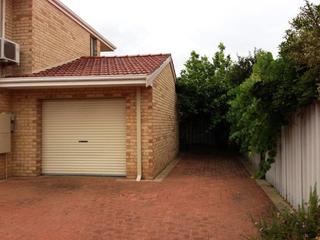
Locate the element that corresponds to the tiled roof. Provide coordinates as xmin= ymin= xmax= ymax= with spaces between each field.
xmin=21 ymin=54 xmax=171 ymax=78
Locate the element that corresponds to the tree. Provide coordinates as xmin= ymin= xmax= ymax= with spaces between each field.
xmin=227 ymin=1 xmax=320 ymax=178
xmin=176 ymin=44 xmax=232 ymax=127
xmin=177 ymin=44 xmax=258 ymax=149
xmin=280 ymin=0 xmax=320 ymax=81
xmin=227 ymin=54 xmax=256 ymax=87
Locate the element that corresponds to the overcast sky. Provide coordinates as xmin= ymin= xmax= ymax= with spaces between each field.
xmin=62 ymin=0 xmax=319 ymax=74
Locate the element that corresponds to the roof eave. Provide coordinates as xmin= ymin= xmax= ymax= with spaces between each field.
xmin=0 ymin=75 xmax=147 ymax=89
xmin=0 ymin=56 xmax=177 ymax=89
xmin=146 ymin=56 xmax=176 ymax=87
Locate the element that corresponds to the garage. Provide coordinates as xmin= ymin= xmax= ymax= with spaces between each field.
xmin=42 ymin=99 xmax=126 ymax=176
xmin=2 ymin=54 xmax=178 ymax=179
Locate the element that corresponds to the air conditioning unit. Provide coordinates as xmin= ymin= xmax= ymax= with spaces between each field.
xmin=0 ymin=38 xmax=20 ymax=64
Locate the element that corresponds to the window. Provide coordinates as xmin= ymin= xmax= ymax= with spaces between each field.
xmin=90 ymin=37 xmax=98 ymax=56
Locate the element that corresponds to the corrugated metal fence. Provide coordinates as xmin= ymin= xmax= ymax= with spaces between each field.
xmin=252 ymin=102 xmax=320 ymax=208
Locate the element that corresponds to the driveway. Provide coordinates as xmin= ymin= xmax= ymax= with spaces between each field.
xmin=0 ymin=153 xmax=272 ymax=240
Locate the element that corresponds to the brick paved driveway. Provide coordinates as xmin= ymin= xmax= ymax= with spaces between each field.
xmin=0 ymin=153 xmax=272 ymax=240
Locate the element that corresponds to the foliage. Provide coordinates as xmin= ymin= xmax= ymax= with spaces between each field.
xmin=176 ymin=43 xmax=232 ymax=128
xmin=227 ymin=0 xmax=320 ymax=177
xmin=227 ymin=53 xmax=256 ymax=88
xmin=252 ymin=187 xmax=320 ymax=240
xmin=177 ymin=1 xmax=320 ymax=176
xmin=177 ymin=45 xmax=256 ymax=148
xmin=280 ymin=0 xmax=320 ymax=80
xmin=228 ymin=50 xmax=317 ymax=177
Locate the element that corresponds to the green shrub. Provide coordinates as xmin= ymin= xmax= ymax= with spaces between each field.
xmin=253 ymin=187 xmax=320 ymax=240
xmin=228 ymin=0 xmax=320 ymax=178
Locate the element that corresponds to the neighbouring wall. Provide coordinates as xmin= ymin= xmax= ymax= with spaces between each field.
xmin=152 ymin=64 xmax=179 ymax=177
xmin=266 ymin=102 xmax=320 ymax=208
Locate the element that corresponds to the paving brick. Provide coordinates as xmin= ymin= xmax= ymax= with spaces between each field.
xmin=0 ymin=153 xmax=273 ymax=239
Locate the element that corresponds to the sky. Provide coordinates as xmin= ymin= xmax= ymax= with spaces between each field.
xmin=61 ymin=0 xmax=319 ymax=74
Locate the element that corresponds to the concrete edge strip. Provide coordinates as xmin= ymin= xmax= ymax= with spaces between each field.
xmin=152 ymin=158 xmax=180 ymax=182
xmin=116 ymin=158 xmax=180 ymax=182
xmin=239 ymin=156 xmax=292 ymax=212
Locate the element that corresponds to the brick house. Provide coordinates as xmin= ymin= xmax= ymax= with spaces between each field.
xmin=0 ymin=0 xmax=178 ymax=180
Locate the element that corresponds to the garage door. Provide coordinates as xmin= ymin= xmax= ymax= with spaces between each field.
xmin=42 ymin=99 xmax=126 ymax=176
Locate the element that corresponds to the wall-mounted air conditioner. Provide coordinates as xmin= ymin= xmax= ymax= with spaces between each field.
xmin=0 ymin=37 xmax=20 ymax=64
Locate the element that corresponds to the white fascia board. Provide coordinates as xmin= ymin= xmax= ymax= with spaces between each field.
xmin=0 ymin=75 xmax=147 ymax=89
xmin=0 ymin=75 xmax=147 ymax=83
xmin=0 ymin=80 xmax=146 ymax=89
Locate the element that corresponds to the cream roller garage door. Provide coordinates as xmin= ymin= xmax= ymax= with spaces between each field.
xmin=42 ymin=99 xmax=126 ymax=176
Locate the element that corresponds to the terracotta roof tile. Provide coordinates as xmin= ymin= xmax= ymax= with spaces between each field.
xmin=15 ymin=54 xmax=171 ymax=78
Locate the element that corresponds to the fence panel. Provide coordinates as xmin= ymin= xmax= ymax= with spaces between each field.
xmin=254 ymin=102 xmax=320 ymax=208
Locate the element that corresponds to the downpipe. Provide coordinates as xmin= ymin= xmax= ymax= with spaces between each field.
xmin=136 ymin=87 xmax=142 ymax=181
xmin=0 ymin=0 xmax=5 ymax=38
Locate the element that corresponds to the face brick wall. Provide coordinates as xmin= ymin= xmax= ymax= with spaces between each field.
xmin=1 ymin=0 xmax=106 ymax=77
xmin=0 ymin=0 xmax=32 ymax=77
xmin=141 ymin=87 xmax=154 ymax=178
xmin=5 ymin=0 xmax=13 ymax=40
xmin=11 ymin=0 xmax=33 ymax=75
xmin=32 ymin=0 xmax=92 ymax=72
xmin=152 ymin=64 xmax=179 ymax=177
xmin=10 ymin=87 xmax=157 ymax=179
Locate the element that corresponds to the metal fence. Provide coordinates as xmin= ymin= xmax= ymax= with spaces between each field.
xmin=179 ymin=120 xmax=216 ymax=150
xmin=251 ymin=102 xmax=320 ymax=208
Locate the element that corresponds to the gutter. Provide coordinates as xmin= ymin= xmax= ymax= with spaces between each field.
xmin=0 ymin=75 xmax=148 ymax=89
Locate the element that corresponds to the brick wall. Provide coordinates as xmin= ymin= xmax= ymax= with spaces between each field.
xmin=141 ymin=87 xmax=154 ymax=178
xmin=1 ymin=0 xmax=106 ymax=77
xmin=10 ymin=87 xmax=156 ymax=179
xmin=152 ymin=64 xmax=179 ymax=177
xmin=5 ymin=0 xmax=13 ymax=40
xmin=32 ymin=0 xmax=92 ymax=72
xmin=0 ymin=90 xmax=11 ymax=179
xmin=0 ymin=0 xmax=32 ymax=77
xmin=11 ymin=0 xmax=34 ymax=75
xmin=0 ymin=0 xmax=13 ymax=77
